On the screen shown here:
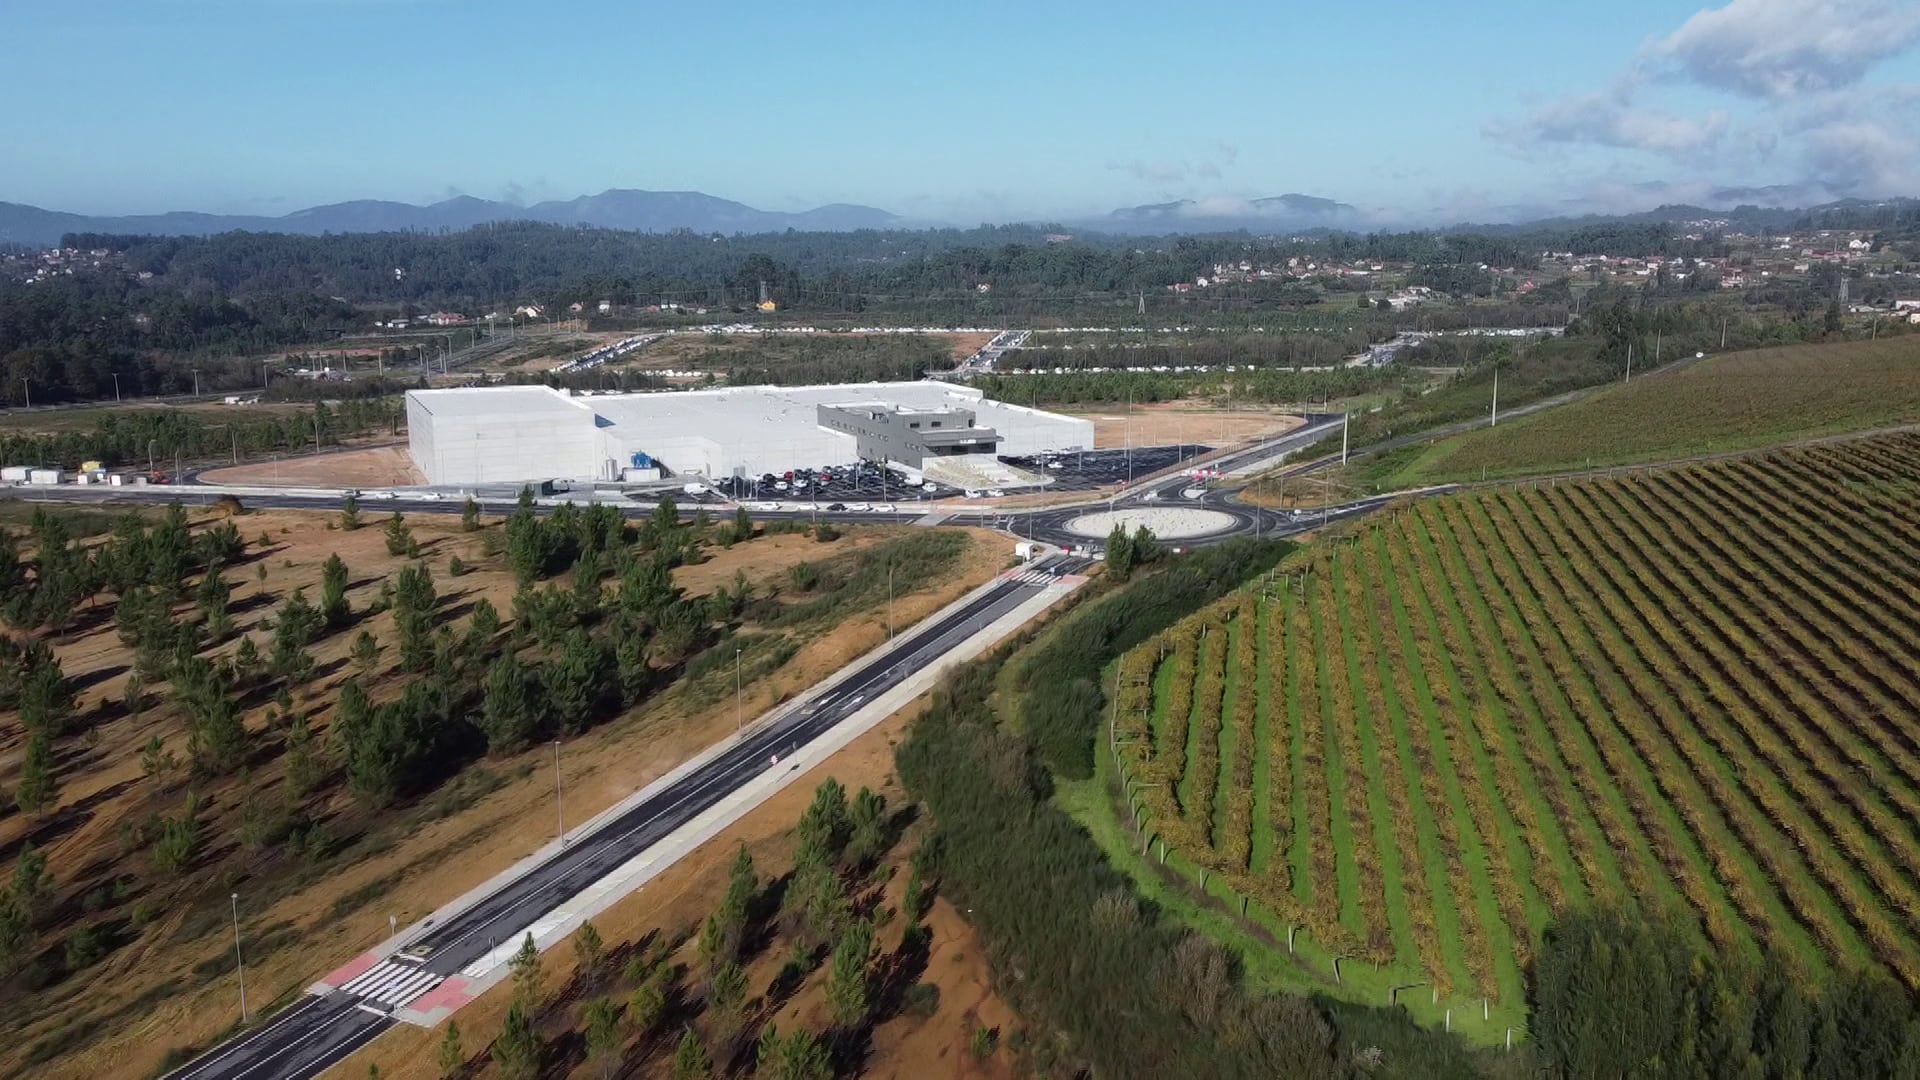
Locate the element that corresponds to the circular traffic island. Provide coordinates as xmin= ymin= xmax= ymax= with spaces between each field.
xmin=1064 ymin=506 xmax=1240 ymax=541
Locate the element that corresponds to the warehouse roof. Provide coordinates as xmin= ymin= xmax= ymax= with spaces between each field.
xmin=405 ymin=385 xmax=594 ymax=420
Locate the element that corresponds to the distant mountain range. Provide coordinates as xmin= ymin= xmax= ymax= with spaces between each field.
xmin=0 ymin=189 xmax=902 ymax=246
xmin=1 ymin=186 xmax=1912 ymax=248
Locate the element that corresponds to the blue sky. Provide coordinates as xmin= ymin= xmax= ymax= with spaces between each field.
xmin=6 ymin=0 xmax=1919 ymax=222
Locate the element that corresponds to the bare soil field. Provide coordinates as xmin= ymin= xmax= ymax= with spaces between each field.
xmin=196 ymin=443 xmax=423 ymax=488
xmin=1069 ymin=404 xmax=1303 ymax=449
xmin=0 ymin=507 xmax=1008 ymax=1080
xmin=344 ymin=696 xmax=1021 ymax=1080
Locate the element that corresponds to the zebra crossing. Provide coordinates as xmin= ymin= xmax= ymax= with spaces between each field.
xmin=1009 ymin=568 xmax=1057 ymax=587
xmin=336 ymin=960 xmax=444 ymax=1010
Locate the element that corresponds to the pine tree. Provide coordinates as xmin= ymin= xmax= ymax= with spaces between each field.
xmin=283 ymin=711 xmax=321 ymax=797
xmin=846 ymin=786 xmax=887 ymax=866
xmin=384 ymin=512 xmax=414 ymax=557
xmin=509 ymin=932 xmax=543 ymax=1006
xmin=460 ymin=496 xmax=480 ymax=532
xmin=826 ymin=918 xmax=874 ymax=1029
xmin=340 ymin=494 xmax=360 ymax=531
xmin=758 ymin=1025 xmax=832 ymax=1080
xmin=671 ymin=1028 xmax=712 ymax=1080
xmin=435 ymin=1020 xmax=463 ymax=1078
xmin=1105 ymin=522 xmax=1135 ymax=581
xmin=573 ymin=920 xmax=606 ymax=987
xmin=732 ymin=505 xmax=753 ymax=542
xmin=480 ymin=654 xmax=539 ymax=755
xmin=628 ymin=974 xmax=668 ymax=1040
xmin=491 ymin=1001 xmax=541 ymax=1080
xmin=350 ymin=630 xmax=381 ymax=673
xmin=320 ymin=553 xmax=350 ymax=628
xmin=582 ymin=996 xmax=622 ymax=1077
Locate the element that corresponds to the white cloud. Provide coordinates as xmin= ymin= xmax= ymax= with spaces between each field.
xmin=1489 ymin=79 xmax=1730 ymax=161
xmin=1648 ymin=0 xmax=1920 ymax=99
xmin=1800 ymin=119 xmax=1920 ymax=195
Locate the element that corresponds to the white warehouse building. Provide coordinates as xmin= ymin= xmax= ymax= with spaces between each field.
xmin=405 ymin=381 xmax=1094 ymax=486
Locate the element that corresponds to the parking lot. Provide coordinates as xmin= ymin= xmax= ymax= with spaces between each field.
xmin=1001 ymin=444 xmax=1211 ymax=492
xmin=637 ymin=441 xmax=1215 ymax=513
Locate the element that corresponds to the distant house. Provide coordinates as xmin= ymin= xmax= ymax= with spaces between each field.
xmin=515 ymin=304 xmax=543 ymax=319
xmin=597 ymin=300 xmax=612 ymax=314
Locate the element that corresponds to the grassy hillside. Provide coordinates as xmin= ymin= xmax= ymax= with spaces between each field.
xmin=1383 ymin=336 xmax=1920 ymax=485
xmin=1104 ymin=430 xmax=1920 ymax=1033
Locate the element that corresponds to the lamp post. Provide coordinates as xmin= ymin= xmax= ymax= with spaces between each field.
xmin=552 ymin=740 xmax=565 ymax=844
xmin=230 ymin=892 xmax=249 ymax=1023
xmin=735 ymin=646 xmax=743 ymax=730
xmin=111 ymin=372 xmax=121 ymax=403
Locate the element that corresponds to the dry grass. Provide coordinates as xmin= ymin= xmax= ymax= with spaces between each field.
xmin=1064 ymin=404 xmax=1303 ymax=449
xmin=195 ymin=443 xmax=422 ymax=488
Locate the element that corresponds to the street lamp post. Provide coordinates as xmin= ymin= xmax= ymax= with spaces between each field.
xmin=111 ymin=372 xmax=121 ymax=403
xmin=735 ymin=647 xmax=743 ymax=730
xmin=230 ymin=892 xmax=249 ymax=1023
xmin=552 ymin=740 xmax=565 ymax=844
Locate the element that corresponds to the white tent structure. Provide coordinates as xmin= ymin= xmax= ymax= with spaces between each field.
xmin=405 ymin=381 xmax=1093 ymax=485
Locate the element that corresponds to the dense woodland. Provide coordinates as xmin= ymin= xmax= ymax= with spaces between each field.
xmin=0 ymin=213 xmax=1829 ymax=407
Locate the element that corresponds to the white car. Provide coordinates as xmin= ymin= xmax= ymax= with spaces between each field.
xmin=749 ymin=501 xmax=779 ymax=511
xmin=371 ymin=491 xmax=398 ymax=500
xmin=873 ymin=503 xmax=895 ymax=513
xmin=793 ymin=479 xmax=809 ymax=490
xmin=774 ymin=481 xmax=789 ymax=491
xmin=987 ymin=488 xmax=1006 ymax=497
xmin=848 ymin=503 xmax=872 ymax=512
xmin=682 ymin=483 xmax=709 ymax=495
xmin=963 ymin=489 xmax=982 ymax=499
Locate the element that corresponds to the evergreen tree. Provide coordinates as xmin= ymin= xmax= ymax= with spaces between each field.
xmin=546 ymin=628 xmax=612 ymax=734
xmin=435 ymin=1020 xmax=463 ymax=1079
xmin=582 ymin=996 xmax=622 ymax=1077
xmin=509 ymin=932 xmax=543 ymax=1006
xmin=283 ymin=711 xmax=322 ymax=797
xmin=11 ymin=845 xmax=50 ymax=924
xmin=15 ymin=733 xmax=56 ymax=815
xmin=758 ymin=1025 xmax=832 ymax=1080
xmin=671 ymin=1028 xmax=712 ymax=1080
xmin=460 ymin=496 xmax=480 ymax=532
xmin=319 ymin=553 xmax=350 ymax=628
xmin=491 ymin=1001 xmax=541 ymax=1080
xmin=796 ymin=778 xmax=850 ymax=861
xmin=615 ymin=631 xmax=652 ymax=707
xmin=826 ymin=918 xmax=874 ymax=1029
xmin=845 ymin=786 xmax=887 ymax=866
xmin=732 ymin=505 xmax=753 ymax=542
xmin=175 ymin=655 xmax=247 ymax=774
xmin=384 ymin=511 xmax=414 ymax=557
xmin=340 ymin=493 xmax=360 ymax=531
xmin=573 ymin=920 xmax=606 ymax=987
xmin=350 ymin=629 xmax=381 ymax=673
xmin=479 ymin=653 xmax=540 ymax=754
xmin=469 ymin=597 xmax=501 ymax=639
xmin=1105 ymin=522 xmax=1135 ymax=581
xmin=392 ymin=562 xmax=437 ymax=672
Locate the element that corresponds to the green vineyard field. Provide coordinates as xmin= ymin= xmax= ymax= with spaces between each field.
xmin=1111 ymin=430 xmax=1920 ymax=1022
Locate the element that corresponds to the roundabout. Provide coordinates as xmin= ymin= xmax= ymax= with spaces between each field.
xmin=1063 ymin=506 xmax=1242 ymax=541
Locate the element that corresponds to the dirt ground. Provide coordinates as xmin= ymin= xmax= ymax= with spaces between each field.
xmin=1068 ymin=404 xmax=1304 ymax=449
xmin=196 ymin=443 xmax=424 ymax=488
xmin=342 ymin=696 xmax=1021 ymax=1080
xmin=1 ymin=510 xmax=1009 ymax=1080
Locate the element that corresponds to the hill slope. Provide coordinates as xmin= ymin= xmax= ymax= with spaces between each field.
xmin=1385 ymin=335 xmax=1920 ymax=485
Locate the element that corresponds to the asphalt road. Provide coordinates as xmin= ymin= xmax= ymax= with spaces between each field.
xmin=163 ymin=555 xmax=1081 ymax=1080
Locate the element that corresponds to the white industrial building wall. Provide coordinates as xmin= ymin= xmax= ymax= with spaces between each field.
xmin=412 ymin=414 xmax=603 ymax=484
xmin=407 ymin=395 xmax=439 ymax=483
xmin=610 ymin=428 xmax=858 ymax=479
xmin=974 ymin=401 xmax=1095 ymax=456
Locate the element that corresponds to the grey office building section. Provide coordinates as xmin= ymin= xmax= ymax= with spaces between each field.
xmin=816 ymin=403 xmax=1001 ymax=464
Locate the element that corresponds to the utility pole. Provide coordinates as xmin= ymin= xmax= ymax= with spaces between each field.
xmin=552 ymin=740 xmax=565 ymax=844
xmin=1341 ymin=412 xmax=1350 ymax=464
xmin=20 ymin=378 xmax=27 ymax=409
xmin=192 ymin=369 xmax=201 ymax=398
xmin=1491 ymin=364 xmax=1499 ymax=427
xmin=735 ymin=647 xmax=743 ymax=730
xmin=1720 ymin=317 xmax=1728 ymax=350
xmin=111 ymin=372 xmax=121 ymax=402
xmin=1624 ymin=342 xmax=1633 ymax=384
xmin=230 ymin=893 xmax=249 ymax=1023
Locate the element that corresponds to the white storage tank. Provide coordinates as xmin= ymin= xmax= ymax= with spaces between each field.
xmin=28 ymin=469 xmax=64 ymax=485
